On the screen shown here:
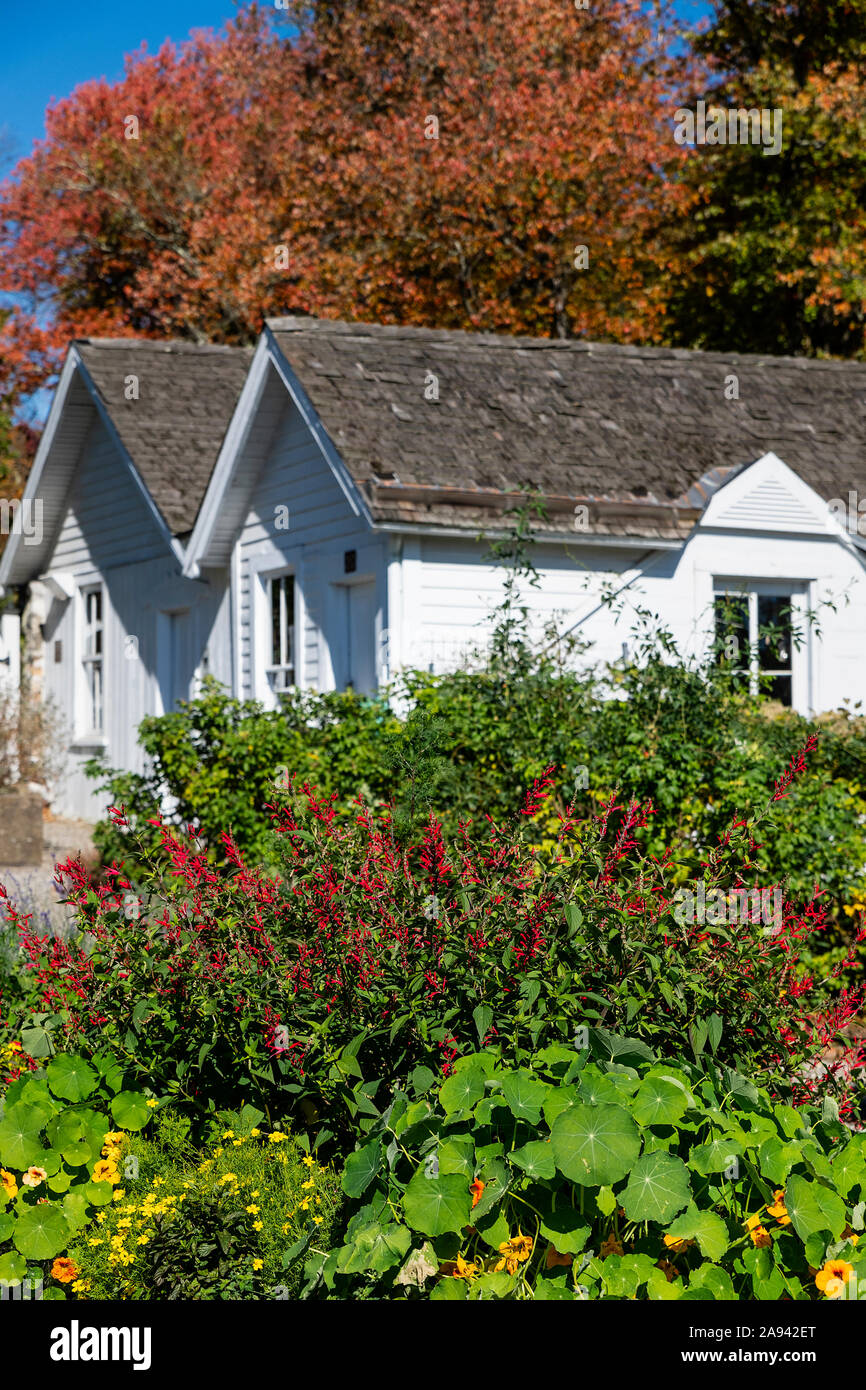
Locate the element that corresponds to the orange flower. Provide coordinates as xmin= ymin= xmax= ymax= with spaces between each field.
xmin=765 ymin=1190 xmax=791 ymax=1225
xmin=749 ymin=1225 xmax=773 ymax=1249
xmin=469 ymin=1179 xmax=485 ymax=1209
xmin=600 ymin=1234 xmax=624 ymax=1258
xmin=816 ymin=1259 xmax=854 ymax=1298
xmin=51 ymin=1257 xmax=78 ymax=1284
xmin=451 ymin=1253 xmax=478 ymax=1281
xmin=1 ymin=1169 xmax=17 ymax=1201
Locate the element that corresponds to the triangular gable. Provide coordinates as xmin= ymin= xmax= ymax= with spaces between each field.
xmin=0 ymin=346 xmax=182 ymax=590
xmin=699 ymin=453 xmax=840 ymax=537
xmin=183 ymin=330 xmax=374 ymax=578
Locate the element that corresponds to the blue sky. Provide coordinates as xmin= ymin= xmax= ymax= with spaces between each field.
xmin=0 ymin=1 xmax=249 ymax=170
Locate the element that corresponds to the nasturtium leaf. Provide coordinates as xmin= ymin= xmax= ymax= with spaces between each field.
xmin=48 ymin=1170 xmax=73 ymax=1194
xmin=46 ymin=1110 xmax=84 ymax=1151
xmin=509 ymin=1140 xmax=556 ymax=1181
xmin=437 ymin=1138 xmax=475 ymax=1179
xmin=621 ymin=1152 xmax=691 ymax=1225
xmin=467 ymin=1270 xmax=516 ymax=1300
xmin=402 ymin=1171 xmax=472 ymax=1237
xmin=475 ymin=1208 xmax=510 ymax=1251
xmin=542 ymin=1086 xmax=580 ymax=1128
xmin=830 ymin=1143 xmax=866 ymax=1198
xmin=688 ymin=1264 xmax=736 ymax=1300
xmin=341 ymin=1140 xmax=381 ymax=1198
xmin=439 ymin=1067 xmax=485 ymax=1115
xmin=602 ymin=1253 xmax=656 ymax=1298
xmin=757 ymin=1138 xmax=801 ymax=1186
xmin=551 ymin=1103 xmax=641 ymax=1187
xmin=633 ymin=1076 xmax=689 ymax=1127
xmin=20 ymin=1025 xmax=54 ymax=1059
xmin=337 ymin=1221 xmax=411 ymax=1275
xmin=110 ymin=1091 xmax=150 ymax=1132
xmin=664 ymin=1205 xmax=729 ymax=1262
xmin=430 ymin=1275 xmax=467 ymax=1300
xmin=0 ymin=1212 xmax=13 ymax=1242
xmin=61 ymin=1140 xmax=95 ymax=1168
xmin=470 ymin=1159 xmax=511 ymax=1220
xmin=13 ymin=1205 xmax=71 ymax=1260
xmin=646 ymin=1266 xmax=682 ymax=1300
xmin=83 ymin=1180 xmax=115 ymax=1207
xmin=0 ymin=1104 xmax=46 ymax=1169
xmin=688 ymin=1136 xmax=743 ymax=1176
xmin=0 ymin=1251 xmax=26 ymax=1283
xmin=784 ymin=1174 xmax=846 ymax=1243
xmin=499 ymin=1069 xmax=549 ymax=1124
xmin=596 ymin=1186 xmax=617 ymax=1218
xmin=46 ymin=1054 xmax=97 ymax=1103
xmin=62 ymin=1192 xmax=89 ymax=1230
xmin=538 ymin=1208 xmax=591 ymax=1256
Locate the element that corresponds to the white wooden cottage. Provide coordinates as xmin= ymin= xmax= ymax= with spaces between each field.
xmin=2 ymin=317 xmax=866 ymax=820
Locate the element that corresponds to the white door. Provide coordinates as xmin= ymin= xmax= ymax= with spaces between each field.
xmin=341 ymin=582 xmax=377 ymax=694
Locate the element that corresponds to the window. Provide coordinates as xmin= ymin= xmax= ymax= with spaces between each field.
xmin=267 ymin=574 xmax=295 ymax=695
xmin=714 ymin=587 xmax=795 ymax=707
xmin=81 ymin=585 xmax=104 ymax=732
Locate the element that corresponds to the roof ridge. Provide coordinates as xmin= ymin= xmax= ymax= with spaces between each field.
xmin=265 ymin=317 xmax=866 ymax=372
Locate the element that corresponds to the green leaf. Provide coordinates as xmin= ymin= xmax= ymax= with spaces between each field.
xmin=430 ymin=1274 xmax=468 ymax=1300
xmin=13 ymin=1205 xmax=71 ymax=1260
xmin=499 ymin=1069 xmax=549 ymax=1124
xmin=509 ymin=1140 xmax=556 ymax=1181
xmin=46 ymin=1053 xmax=97 ymax=1103
xmin=337 ymin=1221 xmax=412 ymax=1275
xmin=688 ymin=1264 xmax=736 ymax=1300
xmin=633 ymin=1075 xmax=690 ymax=1127
xmin=83 ymin=1180 xmax=115 ymax=1206
xmin=538 ymin=1207 xmax=591 ymax=1256
xmin=689 ymin=1136 xmax=743 ymax=1177
xmin=785 ymin=1174 xmax=846 ymax=1243
xmin=110 ymin=1091 xmax=151 ymax=1132
xmin=0 ymin=1104 xmax=46 ymax=1169
xmin=402 ymin=1171 xmax=472 ymax=1237
xmin=550 ymin=1104 xmax=641 ymax=1187
xmin=664 ymin=1205 xmax=729 ymax=1262
xmin=0 ymin=1251 xmax=27 ymax=1283
xmin=596 ymin=1186 xmax=617 ymax=1218
xmin=341 ymin=1140 xmax=381 ymax=1199
xmin=439 ymin=1067 xmax=485 ymax=1115
xmin=621 ymin=1152 xmax=691 ymax=1224
xmin=472 ymin=1004 xmax=494 ymax=1046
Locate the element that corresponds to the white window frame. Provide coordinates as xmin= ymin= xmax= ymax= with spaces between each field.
xmin=267 ymin=572 xmax=296 ymax=696
xmin=712 ymin=579 xmax=809 ymax=710
xmin=78 ymin=582 xmax=105 ymax=739
xmin=249 ymin=547 xmax=304 ymax=707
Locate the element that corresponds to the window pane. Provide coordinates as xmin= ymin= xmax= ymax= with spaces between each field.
xmin=714 ymin=595 xmax=750 ymax=669
xmin=271 ymin=579 xmax=282 ymax=667
xmin=766 ymin=674 xmax=792 ymax=707
xmin=757 ymin=596 xmax=791 ymax=672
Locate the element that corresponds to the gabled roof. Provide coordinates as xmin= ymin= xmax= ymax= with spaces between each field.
xmin=264 ymin=316 xmax=866 ymax=538
xmin=75 ymin=339 xmax=254 ymax=535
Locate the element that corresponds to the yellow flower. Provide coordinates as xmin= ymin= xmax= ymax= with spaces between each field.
xmin=451 ymin=1254 xmax=478 ymax=1280
xmin=219 ymin=1173 xmax=238 ymax=1185
xmin=145 ymin=1099 xmax=158 ymax=1108
xmin=498 ymin=1231 xmax=533 ymax=1262
xmin=749 ymin=1225 xmax=773 ymax=1249
xmin=816 ymin=1259 xmax=854 ymax=1297
xmin=250 ymin=1129 xmax=261 ymax=1138
xmin=253 ymin=1220 xmax=263 ymax=1231
xmin=72 ymin=1278 xmax=90 ymax=1293
xmin=1 ymin=1169 xmax=18 ymax=1201
xmin=152 ymin=1177 xmax=164 ymax=1187
xmin=213 ymin=1147 xmax=224 ymax=1157
xmin=232 ymin=1139 xmax=244 ymax=1147
xmin=268 ymin=1131 xmax=288 ymax=1144
xmin=92 ymin=1160 xmax=119 ymax=1185
xmin=246 ymin=1205 xmax=260 ymax=1214
xmin=313 ymin=1215 xmax=323 ymax=1225
xmin=301 ymin=1178 xmax=314 ymax=1191
xmin=663 ymin=1234 xmax=693 ymax=1254
xmin=112 ymin=1189 xmax=126 ymax=1202
xmin=222 ymin=1130 xmax=234 ymax=1139
xmin=252 ymin=1258 xmax=264 ymax=1271
xmin=299 ymin=1200 xmax=310 ymax=1211
xmin=87 ymin=1238 xmax=103 ymax=1248
xmin=302 ymin=1155 xmax=315 ymax=1168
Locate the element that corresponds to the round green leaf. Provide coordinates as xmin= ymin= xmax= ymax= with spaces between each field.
xmin=83 ymin=1180 xmax=115 ymax=1207
xmin=538 ymin=1208 xmax=591 ymax=1256
xmin=13 ymin=1204 xmax=71 ymax=1260
xmin=46 ymin=1054 xmax=97 ymax=1103
xmin=664 ymin=1204 xmax=729 ymax=1262
xmin=62 ymin=1192 xmax=90 ymax=1230
xmin=0 ymin=1104 xmax=46 ymax=1169
xmin=785 ymin=1173 xmax=846 ymax=1243
xmin=509 ymin=1140 xmax=556 ymax=1181
xmin=341 ymin=1140 xmax=381 ymax=1199
xmin=633 ymin=1076 xmax=690 ymax=1127
xmin=402 ymin=1171 xmax=472 ymax=1237
xmin=439 ymin=1068 xmax=485 ymax=1115
xmin=498 ymin=1069 xmax=549 ymax=1124
xmin=0 ymin=1251 xmax=27 ymax=1282
xmin=110 ymin=1091 xmax=150 ymax=1132
xmin=621 ymin=1152 xmax=691 ymax=1224
xmin=550 ymin=1103 xmax=641 ymax=1187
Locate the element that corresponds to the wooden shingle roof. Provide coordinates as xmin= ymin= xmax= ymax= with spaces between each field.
xmin=268 ymin=317 xmax=866 ymax=537
xmin=75 ymin=338 xmax=254 ymax=535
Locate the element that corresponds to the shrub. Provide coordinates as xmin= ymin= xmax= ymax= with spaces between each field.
xmin=68 ymin=1107 xmax=343 ymax=1300
xmin=0 ymin=1050 xmax=152 ymax=1298
xmin=4 ymin=737 xmax=863 ymax=1139
xmin=314 ymin=1039 xmax=866 ymax=1302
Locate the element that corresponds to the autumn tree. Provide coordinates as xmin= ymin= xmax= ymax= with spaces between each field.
xmin=0 ymin=0 xmax=696 ymax=412
xmin=663 ymin=0 xmax=866 ymax=357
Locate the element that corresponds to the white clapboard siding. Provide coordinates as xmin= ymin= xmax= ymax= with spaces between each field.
xmin=236 ymin=398 xmax=385 ymax=699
